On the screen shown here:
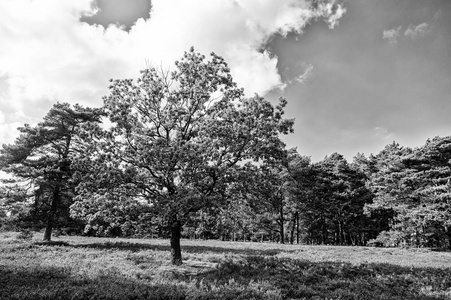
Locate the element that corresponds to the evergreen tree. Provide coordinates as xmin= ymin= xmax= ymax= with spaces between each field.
xmin=368 ymin=137 xmax=451 ymax=248
xmin=0 ymin=103 xmax=102 ymax=240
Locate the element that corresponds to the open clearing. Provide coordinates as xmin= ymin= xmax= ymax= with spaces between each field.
xmin=1 ymin=232 xmax=451 ymax=299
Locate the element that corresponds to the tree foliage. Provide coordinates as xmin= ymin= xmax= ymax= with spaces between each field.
xmin=73 ymin=47 xmax=294 ymax=264
xmin=3 ymin=48 xmax=451 ymax=254
xmin=0 ymin=102 xmax=102 ymax=240
xmin=289 ymin=153 xmax=378 ymax=245
xmin=367 ymin=137 xmax=451 ymax=248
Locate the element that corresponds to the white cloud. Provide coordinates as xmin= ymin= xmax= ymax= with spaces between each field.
xmin=317 ymin=1 xmax=347 ymax=29
xmin=295 ymin=64 xmax=314 ymax=83
xmin=0 ymin=110 xmax=22 ymax=145
xmin=373 ymin=127 xmax=394 ymax=141
xmin=0 ymin=0 xmax=346 ymax=144
xmin=404 ymin=22 xmax=430 ymax=39
xmin=382 ymin=26 xmax=402 ymax=44
xmin=0 ymin=123 xmax=21 ymax=145
xmin=432 ymin=9 xmax=441 ymax=24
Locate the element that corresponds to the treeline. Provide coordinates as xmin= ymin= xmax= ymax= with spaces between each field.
xmin=1 ymin=49 xmax=451 ymax=264
xmin=180 ymin=137 xmax=451 ymax=250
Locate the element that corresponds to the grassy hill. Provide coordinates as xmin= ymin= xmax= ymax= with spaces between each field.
xmin=1 ymin=231 xmax=451 ymax=299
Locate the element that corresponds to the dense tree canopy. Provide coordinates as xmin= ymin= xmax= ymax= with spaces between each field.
xmin=288 ymin=153 xmax=378 ymax=245
xmin=367 ymin=137 xmax=451 ymax=248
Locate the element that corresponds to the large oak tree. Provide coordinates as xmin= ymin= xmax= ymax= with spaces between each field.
xmin=75 ymin=48 xmax=293 ymax=264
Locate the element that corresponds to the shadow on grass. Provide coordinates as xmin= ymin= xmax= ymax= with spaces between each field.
xmin=49 ymin=240 xmax=285 ymax=256
xmin=191 ymin=256 xmax=451 ymax=300
xmin=2 ymin=256 xmax=451 ymax=299
xmin=0 ymin=265 xmax=187 ymax=300
xmin=430 ymin=247 xmax=451 ymax=252
xmin=34 ymin=241 xmax=70 ymax=247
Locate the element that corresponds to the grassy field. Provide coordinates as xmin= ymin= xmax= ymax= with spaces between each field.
xmin=1 ymin=232 xmax=451 ymax=299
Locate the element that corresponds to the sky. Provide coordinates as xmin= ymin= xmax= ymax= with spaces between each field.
xmin=0 ymin=0 xmax=450 ymax=162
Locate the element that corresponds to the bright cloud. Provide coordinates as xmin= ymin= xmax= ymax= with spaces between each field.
xmin=373 ymin=127 xmax=394 ymax=141
xmin=295 ymin=64 xmax=314 ymax=83
xmin=317 ymin=1 xmax=347 ymax=29
xmin=383 ymin=19 xmax=432 ymax=45
xmin=0 ymin=0 xmax=346 ymax=144
xmin=0 ymin=110 xmax=23 ymax=146
xmin=405 ymin=22 xmax=431 ymax=39
xmin=382 ymin=26 xmax=402 ymax=44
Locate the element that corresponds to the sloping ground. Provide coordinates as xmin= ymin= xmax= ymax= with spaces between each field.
xmin=1 ymin=232 xmax=451 ymax=299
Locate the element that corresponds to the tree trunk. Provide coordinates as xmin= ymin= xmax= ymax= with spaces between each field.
xmin=43 ymin=186 xmax=60 ymax=241
xmin=338 ymin=220 xmax=344 ymax=245
xmin=290 ymin=213 xmax=296 ymax=244
xmin=296 ymin=211 xmax=300 ymax=244
xmin=170 ymin=212 xmax=182 ymax=265
xmin=279 ymin=222 xmax=285 ymax=244
xmin=446 ymin=227 xmax=451 ymax=250
xmin=279 ymin=206 xmax=284 ymax=244
xmin=321 ymin=216 xmax=327 ymax=245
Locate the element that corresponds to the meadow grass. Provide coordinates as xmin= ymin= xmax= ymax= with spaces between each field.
xmin=1 ymin=231 xmax=451 ymax=299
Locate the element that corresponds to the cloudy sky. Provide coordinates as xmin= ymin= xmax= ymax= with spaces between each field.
xmin=0 ymin=0 xmax=450 ymax=162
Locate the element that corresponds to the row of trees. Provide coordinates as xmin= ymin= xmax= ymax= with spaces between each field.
xmin=1 ymin=48 xmax=451 ymax=265
xmin=179 ymin=151 xmax=390 ymax=246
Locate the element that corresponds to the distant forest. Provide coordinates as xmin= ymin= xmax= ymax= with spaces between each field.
xmin=1 ymin=50 xmax=451 ymax=257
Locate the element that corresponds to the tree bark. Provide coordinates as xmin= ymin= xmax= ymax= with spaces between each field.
xmin=290 ymin=213 xmax=296 ymax=244
xmin=446 ymin=227 xmax=451 ymax=250
xmin=170 ymin=212 xmax=182 ymax=265
xmin=321 ymin=215 xmax=327 ymax=245
xmin=43 ymin=186 xmax=60 ymax=241
xmin=296 ymin=211 xmax=300 ymax=244
xmin=279 ymin=206 xmax=284 ymax=244
xmin=338 ymin=220 xmax=344 ymax=245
